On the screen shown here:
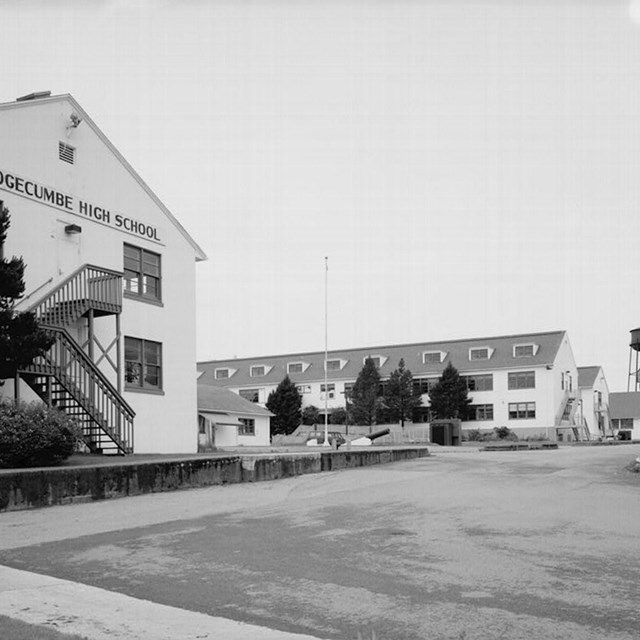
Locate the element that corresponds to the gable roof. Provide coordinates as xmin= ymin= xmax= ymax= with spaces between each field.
xmin=577 ymin=366 xmax=601 ymax=389
xmin=0 ymin=92 xmax=206 ymax=262
xmin=198 ymin=330 xmax=568 ymax=388
xmin=609 ymin=392 xmax=640 ymax=419
xmin=197 ymin=384 xmax=273 ymax=417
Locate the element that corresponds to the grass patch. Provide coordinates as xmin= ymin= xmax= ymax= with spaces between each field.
xmin=0 ymin=615 xmax=88 ymax=640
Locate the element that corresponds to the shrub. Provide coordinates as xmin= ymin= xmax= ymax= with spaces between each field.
xmin=329 ymin=407 xmax=347 ymax=425
xmin=466 ymin=429 xmax=484 ymax=441
xmin=0 ymin=401 xmax=82 ymax=468
xmin=494 ymin=426 xmax=518 ymax=441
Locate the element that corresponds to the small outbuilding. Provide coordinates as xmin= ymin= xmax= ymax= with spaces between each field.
xmin=197 ymin=384 xmax=272 ymax=449
xmin=608 ymin=392 xmax=640 ymax=440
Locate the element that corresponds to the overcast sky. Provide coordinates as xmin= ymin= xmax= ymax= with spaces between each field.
xmin=3 ymin=0 xmax=640 ymax=391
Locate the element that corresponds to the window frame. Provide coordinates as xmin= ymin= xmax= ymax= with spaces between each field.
xmin=124 ymin=336 xmax=163 ymax=393
xmin=123 ymin=243 xmax=162 ymax=304
xmin=215 ymin=368 xmax=230 ymax=380
xmin=467 ymin=404 xmax=494 ymax=421
xmin=464 ymin=374 xmax=493 ymax=391
xmin=469 ymin=347 xmax=492 ymax=361
xmin=287 ymin=362 xmax=304 ymax=374
xmin=513 ymin=343 xmax=537 ymax=358
xmin=239 ymin=389 xmax=261 ymax=403
xmin=250 ymin=365 xmax=266 ymax=377
xmin=238 ymin=418 xmax=256 ymax=436
xmin=508 ymin=402 xmax=536 ymax=420
xmin=508 ymin=371 xmax=536 ymax=390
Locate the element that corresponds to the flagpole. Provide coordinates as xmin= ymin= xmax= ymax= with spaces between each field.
xmin=324 ymin=256 xmax=330 ymax=446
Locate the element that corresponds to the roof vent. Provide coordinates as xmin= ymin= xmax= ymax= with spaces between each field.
xmin=16 ymin=91 xmax=52 ymax=102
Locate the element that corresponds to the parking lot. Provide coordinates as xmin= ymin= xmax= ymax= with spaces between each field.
xmin=1 ymin=444 xmax=639 ymax=639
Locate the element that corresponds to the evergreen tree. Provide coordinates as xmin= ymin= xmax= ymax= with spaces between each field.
xmin=350 ymin=357 xmax=382 ymax=426
xmin=302 ymin=404 xmax=321 ymax=426
xmin=428 ymin=362 xmax=471 ymax=420
xmin=0 ymin=204 xmax=54 ymax=381
xmin=383 ymin=358 xmax=423 ymax=427
xmin=266 ymin=375 xmax=302 ymax=435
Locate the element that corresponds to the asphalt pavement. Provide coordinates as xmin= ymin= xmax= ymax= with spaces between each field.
xmin=1 ymin=445 xmax=639 ymax=640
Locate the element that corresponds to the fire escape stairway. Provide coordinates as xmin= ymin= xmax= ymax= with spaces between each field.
xmin=559 ymin=396 xmax=588 ymax=441
xmin=19 ymin=265 xmax=135 ymax=454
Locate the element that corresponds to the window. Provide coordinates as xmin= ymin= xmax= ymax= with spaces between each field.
xmin=423 ymin=351 xmax=444 ymax=364
xmin=288 ymin=362 xmax=304 ymax=374
xmin=469 ymin=347 xmax=491 ymax=361
xmin=464 ymin=374 xmax=493 ymax=391
xmin=238 ymin=418 xmax=255 ymax=436
xmin=613 ymin=418 xmax=633 ymax=430
xmin=508 ymin=402 xmax=536 ymax=419
xmin=125 ymin=337 xmax=162 ymax=391
xmin=467 ymin=404 xmax=494 ymax=421
xmin=514 ymin=344 xmax=536 ymax=358
xmin=508 ymin=371 xmax=535 ymax=390
xmin=561 ymin=372 xmax=573 ymax=392
xmin=364 ymin=355 xmax=384 ymax=368
xmin=250 ymin=365 xmax=266 ymax=377
xmin=124 ymin=244 xmax=161 ymax=302
xmin=321 ymin=383 xmax=335 ymax=398
xmin=413 ymin=378 xmax=439 ymax=395
xmin=326 ymin=359 xmax=342 ymax=371
xmin=59 ymin=141 xmax=75 ymax=164
xmin=215 ymin=368 xmax=229 ymax=379
xmin=239 ymin=389 xmax=260 ymax=403
xmin=296 ymin=385 xmax=311 ymax=394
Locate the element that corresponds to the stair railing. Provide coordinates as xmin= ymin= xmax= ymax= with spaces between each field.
xmin=22 ymin=326 xmax=135 ymax=454
xmin=27 ymin=264 xmax=123 ymax=326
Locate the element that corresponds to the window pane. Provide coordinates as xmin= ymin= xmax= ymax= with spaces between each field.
xmin=144 ymin=365 xmax=160 ymax=387
xmin=125 ymin=338 xmax=142 ymax=361
xmin=144 ymin=341 xmax=160 ymax=365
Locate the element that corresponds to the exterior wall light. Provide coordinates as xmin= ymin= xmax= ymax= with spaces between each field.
xmin=64 ymin=224 xmax=82 ymax=234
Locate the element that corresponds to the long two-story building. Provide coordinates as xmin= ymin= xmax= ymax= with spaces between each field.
xmin=0 ymin=92 xmax=206 ymax=454
xmin=198 ymin=330 xmax=611 ymax=442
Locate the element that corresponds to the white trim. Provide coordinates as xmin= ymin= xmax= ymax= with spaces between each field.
xmin=469 ymin=346 xmax=494 ymax=361
xmin=249 ymin=364 xmax=272 ymax=377
xmin=422 ymin=350 xmax=446 ymax=364
xmin=513 ymin=343 xmax=539 ymax=358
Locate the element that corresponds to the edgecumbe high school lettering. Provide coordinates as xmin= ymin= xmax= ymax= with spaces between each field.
xmin=0 ymin=168 xmax=161 ymax=242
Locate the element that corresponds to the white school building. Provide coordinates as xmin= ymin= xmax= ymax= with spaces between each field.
xmin=199 ymin=330 xmax=612 ymax=442
xmin=0 ymin=92 xmax=206 ymax=454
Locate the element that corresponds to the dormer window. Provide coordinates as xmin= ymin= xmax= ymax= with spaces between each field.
xmin=513 ymin=343 xmax=538 ymax=358
xmin=215 ymin=368 xmax=230 ymax=379
xmin=287 ymin=361 xmax=309 ymax=375
xmin=423 ymin=351 xmax=446 ymax=365
xmin=250 ymin=365 xmax=267 ymax=377
xmin=364 ymin=355 xmax=387 ymax=368
xmin=469 ymin=347 xmax=493 ymax=361
xmin=325 ymin=359 xmax=346 ymax=371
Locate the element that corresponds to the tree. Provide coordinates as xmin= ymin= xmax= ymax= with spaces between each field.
xmin=350 ymin=357 xmax=382 ymax=426
xmin=266 ymin=375 xmax=302 ymax=435
xmin=0 ymin=204 xmax=54 ymax=382
xmin=427 ymin=362 xmax=471 ymax=420
xmin=329 ymin=406 xmax=347 ymax=425
xmin=383 ymin=358 xmax=423 ymax=427
xmin=302 ymin=405 xmax=320 ymax=426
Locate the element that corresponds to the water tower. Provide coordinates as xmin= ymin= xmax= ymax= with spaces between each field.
xmin=628 ymin=328 xmax=640 ymax=391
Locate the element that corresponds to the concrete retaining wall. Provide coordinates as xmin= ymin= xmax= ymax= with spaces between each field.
xmin=0 ymin=447 xmax=429 ymax=512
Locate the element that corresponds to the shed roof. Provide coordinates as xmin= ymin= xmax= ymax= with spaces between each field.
xmin=609 ymin=392 xmax=640 ymax=419
xmin=197 ymin=384 xmax=273 ymax=417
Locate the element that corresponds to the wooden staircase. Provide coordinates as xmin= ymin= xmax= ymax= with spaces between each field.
xmin=19 ymin=265 xmax=134 ymax=454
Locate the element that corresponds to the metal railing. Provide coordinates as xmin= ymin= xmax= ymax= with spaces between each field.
xmin=22 ymin=326 xmax=134 ymax=454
